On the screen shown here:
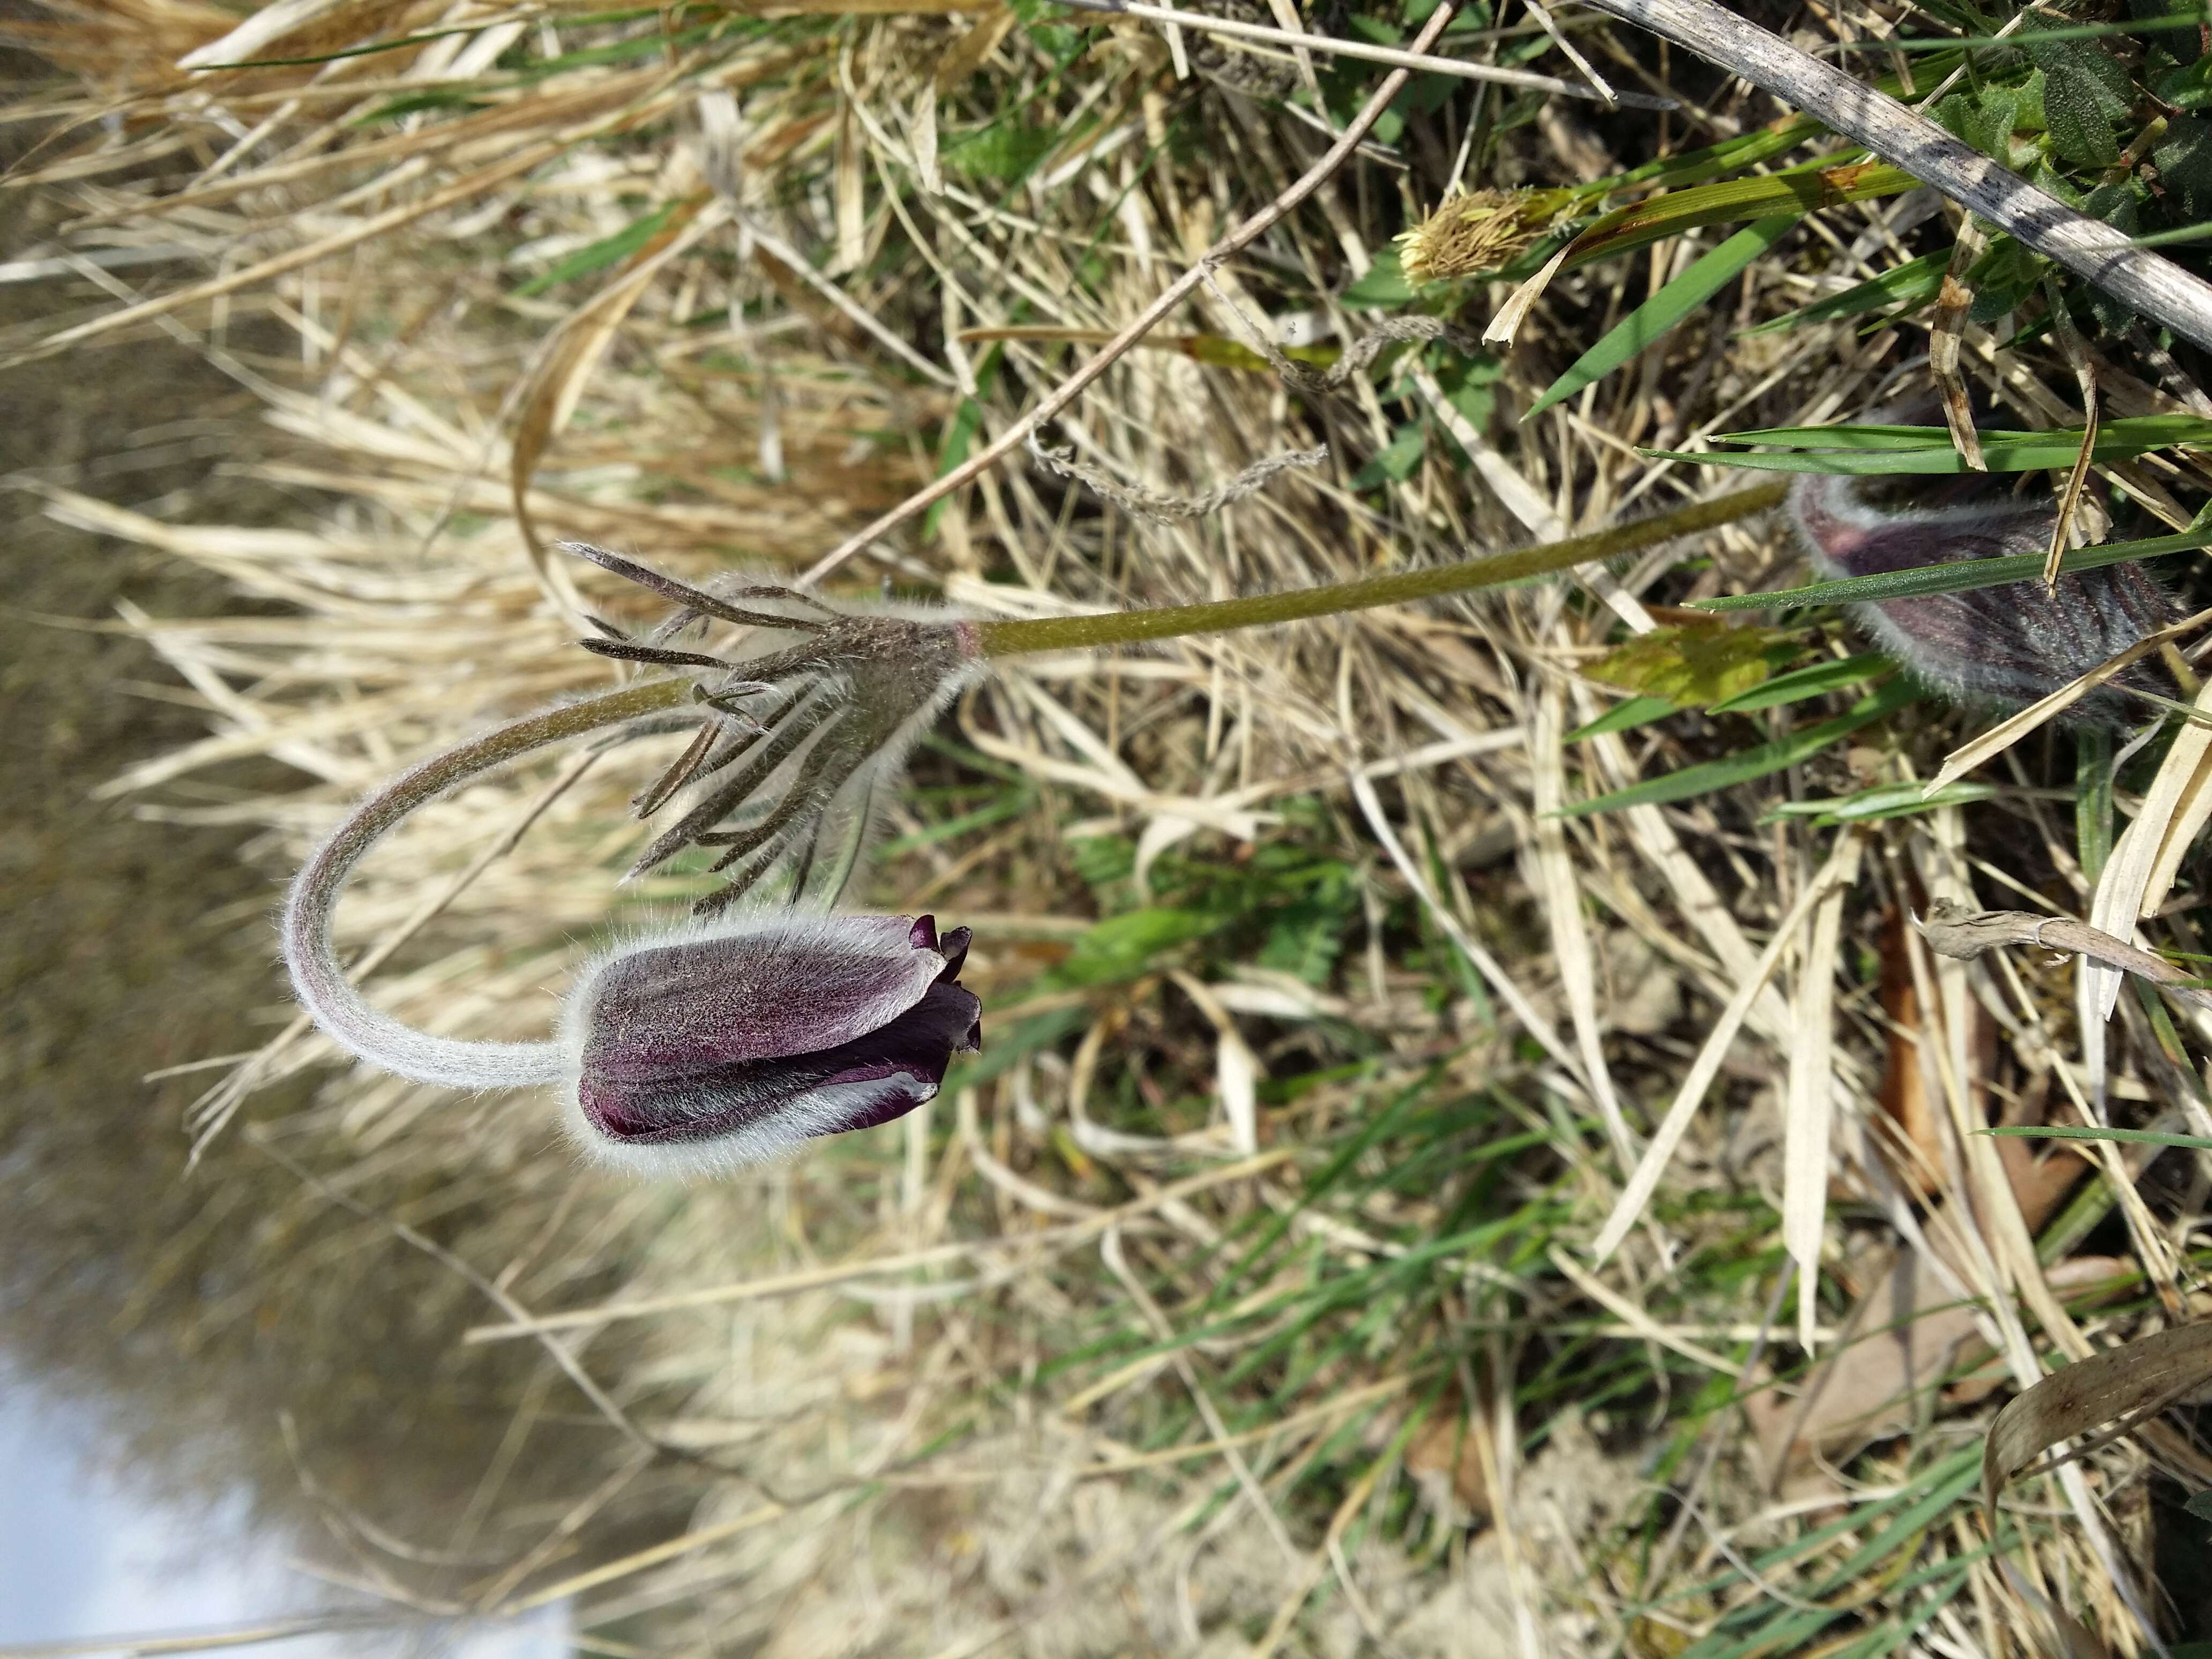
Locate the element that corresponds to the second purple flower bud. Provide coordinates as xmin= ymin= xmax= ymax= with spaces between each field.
xmin=1790 ymin=469 xmax=2176 ymax=721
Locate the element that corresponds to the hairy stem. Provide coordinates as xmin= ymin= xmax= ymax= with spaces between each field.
xmin=282 ymin=676 xmax=694 ymax=1089
xmin=975 ymin=482 xmax=1785 ymax=656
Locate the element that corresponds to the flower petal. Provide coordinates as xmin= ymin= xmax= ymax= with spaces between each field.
xmin=578 ymin=913 xmax=952 ymax=1084
xmin=579 ymin=980 xmax=983 ymax=1145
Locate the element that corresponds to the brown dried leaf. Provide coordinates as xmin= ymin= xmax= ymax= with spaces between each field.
xmin=1983 ymin=1320 xmax=2212 ymax=1517
xmin=1930 ymin=221 xmax=1988 ymax=472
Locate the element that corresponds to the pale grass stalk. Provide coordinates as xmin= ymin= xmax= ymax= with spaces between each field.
xmin=503 ymin=1503 xmax=788 ymax=1614
xmin=1589 ymin=733 xmax=1797 ymax=1046
xmin=1526 ymin=681 xmax=1638 ymax=1167
xmin=464 ymin=1149 xmax=1295 ymax=1341
xmin=1062 ymin=0 xmax=1672 ymax=106
xmin=1247 ymin=1458 xmax=1388 ymax=1659
xmin=1783 ymin=831 xmax=1861 ymax=1354
xmin=1591 ymin=832 xmax=1860 ymax=1264
xmin=1902 ymin=832 xmax=2166 ymax=1646
xmin=1546 ymin=1247 xmax=1739 ymax=1375
xmin=1097 ymin=1227 xmax=1304 ymax=1572
xmin=796 ymin=0 xmax=1463 ymax=587
xmin=2083 ymin=676 xmax=2212 ymax=1092
xmin=1348 ymin=771 xmax=1590 ymax=1097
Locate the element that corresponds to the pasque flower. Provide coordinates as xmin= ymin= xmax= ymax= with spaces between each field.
xmin=562 ymin=912 xmax=980 ymax=1176
xmin=1790 ymin=467 xmax=2174 ymax=720
xmin=280 ymin=553 xmax=987 ymax=1174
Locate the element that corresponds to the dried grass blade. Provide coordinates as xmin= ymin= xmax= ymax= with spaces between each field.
xmin=1930 ymin=223 xmax=1987 ymax=473
xmin=509 ymin=198 xmax=726 ymax=621
xmin=2082 ymin=676 xmax=2212 ymax=1073
xmin=1169 ymin=970 xmax=1261 ymax=1155
xmin=2043 ymin=276 xmax=2102 ymax=588
xmin=1922 ymin=903 xmax=2212 ymax=1017
xmin=1483 ymin=246 xmax=1571 ymax=348
xmin=20 ymin=137 xmax=576 ymax=364
xmin=500 ymin=1503 xmax=788 ymax=1614
xmin=1591 ymin=831 xmax=1859 ymax=1263
xmin=1785 ymin=831 xmax=1860 ymax=1352
xmin=1349 ymin=772 xmax=1590 ymax=1099
xmin=176 ymin=0 xmax=348 ymax=68
xmin=1528 ymin=681 xmax=1638 ymax=1165
xmin=2143 ymin=736 xmax=2212 ymax=923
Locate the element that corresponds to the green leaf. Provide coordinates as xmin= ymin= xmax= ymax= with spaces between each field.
xmin=1692 ymin=522 xmax=2212 ymax=611
xmin=1986 ymin=1124 xmax=2212 ymax=1151
xmin=512 ymin=202 xmax=677 ymax=298
xmin=1648 ymin=411 xmax=2212 ymax=474
xmin=1587 ymin=619 xmax=1797 ymax=705
xmin=1354 ymin=421 xmax=1428 ymax=488
xmin=1965 ymin=235 xmax=2049 ymax=323
xmin=2183 ymin=1490 xmax=2212 ymax=1522
xmin=1053 ymin=906 xmax=1229 ymax=986
xmin=1743 ymin=248 xmax=1947 ymax=336
xmin=1933 ymin=78 xmax=2029 ymax=155
xmin=1527 ymin=216 xmax=1795 ymax=420
xmin=1557 ymin=678 xmax=1920 ymax=817
xmin=1762 ymin=779 xmax=1997 ymax=825
xmin=1342 ymin=247 xmax=1415 ymax=309
xmin=1707 ymin=652 xmax=1889 ymax=713
xmin=2158 ymin=114 xmax=2212 ymax=221
xmin=943 ymin=122 xmax=1056 ymax=181
xmin=2039 ymin=55 xmax=2127 ymax=165
xmin=1565 ymin=694 xmax=1677 ymax=741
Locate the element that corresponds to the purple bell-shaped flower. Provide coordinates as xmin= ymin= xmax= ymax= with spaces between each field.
xmin=561 ymin=912 xmax=981 ymax=1176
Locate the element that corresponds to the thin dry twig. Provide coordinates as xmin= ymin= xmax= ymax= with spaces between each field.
xmin=1050 ymin=0 xmax=1673 ymax=105
xmin=1575 ymin=0 xmax=2212 ymax=350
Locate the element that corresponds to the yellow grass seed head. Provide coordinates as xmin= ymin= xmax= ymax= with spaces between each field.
xmin=1396 ymin=189 xmax=1565 ymax=283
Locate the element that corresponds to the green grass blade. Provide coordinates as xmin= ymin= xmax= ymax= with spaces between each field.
xmin=1693 ymin=524 xmax=2212 ymax=611
xmin=1650 ymin=412 xmax=2212 ymax=474
xmin=1706 ymin=652 xmax=1889 ymax=713
xmin=1527 ymin=216 xmax=1797 ymax=420
xmin=513 ymin=203 xmax=678 ymax=298
xmin=1762 ymin=778 xmax=1996 ymax=824
xmin=1742 ymin=249 xmax=1948 ymax=336
xmin=1558 ymin=679 xmax=1919 ymax=817
xmin=1565 ymin=694 xmax=1677 ymax=741
xmin=1987 ymin=1124 xmax=2212 ymax=1151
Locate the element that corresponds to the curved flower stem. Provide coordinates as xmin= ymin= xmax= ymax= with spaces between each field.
xmin=286 ymin=484 xmax=1780 ymax=1087
xmin=282 ymin=675 xmax=693 ymax=1089
xmin=975 ymin=481 xmax=1785 ymax=656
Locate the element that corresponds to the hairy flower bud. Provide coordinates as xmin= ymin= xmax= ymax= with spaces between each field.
xmin=559 ymin=912 xmax=981 ymax=1177
xmin=1789 ymin=469 xmax=2175 ymax=720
